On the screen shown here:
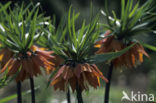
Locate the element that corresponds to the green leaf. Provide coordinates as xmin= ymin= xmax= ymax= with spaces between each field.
xmin=0 ymin=86 xmax=39 ymax=103
xmin=129 ymin=1 xmax=139 ymax=18
xmin=72 ymin=10 xmax=77 ymax=48
xmin=0 ymin=2 xmax=11 ymax=13
xmin=121 ymin=0 xmax=125 ymax=20
xmin=141 ymin=43 xmax=156 ymax=51
xmin=68 ymin=6 xmax=72 ymax=42
xmin=25 ymin=8 xmax=39 ymax=49
xmin=122 ymin=0 xmax=129 ymax=31
xmin=91 ymin=43 xmax=136 ymax=63
xmin=78 ymin=20 xmax=86 ymax=42
xmin=0 ymin=2 xmax=46 ymax=53
xmin=0 ymin=94 xmax=17 ymax=103
xmin=105 ymin=0 xmax=111 ymax=26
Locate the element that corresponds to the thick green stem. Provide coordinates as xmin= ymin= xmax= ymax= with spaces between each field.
xmin=67 ymin=88 xmax=71 ymax=103
xmin=76 ymin=82 xmax=83 ymax=103
xmin=104 ymin=63 xmax=113 ymax=103
xmin=17 ymin=81 xmax=22 ymax=103
xmin=30 ymin=77 xmax=35 ymax=103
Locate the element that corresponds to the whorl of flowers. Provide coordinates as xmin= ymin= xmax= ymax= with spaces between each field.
xmin=95 ymin=31 xmax=149 ymax=68
xmin=0 ymin=3 xmax=57 ymax=82
xmin=0 ymin=45 xmax=55 ymax=82
xmin=52 ymin=62 xmax=108 ymax=91
xmin=39 ymin=7 xmax=109 ymax=92
xmin=95 ymin=0 xmax=155 ymax=68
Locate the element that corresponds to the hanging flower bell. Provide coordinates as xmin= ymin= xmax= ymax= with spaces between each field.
xmin=95 ymin=31 xmax=149 ymax=68
xmin=51 ymin=62 xmax=108 ymax=92
xmin=0 ymin=45 xmax=56 ymax=82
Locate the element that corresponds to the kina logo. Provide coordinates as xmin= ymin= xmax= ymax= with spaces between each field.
xmin=121 ymin=91 xmax=155 ymax=102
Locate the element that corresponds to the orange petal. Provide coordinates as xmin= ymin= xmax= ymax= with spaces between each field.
xmin=85 ymin=72 xmax=99 ymax=88
xmin=51 ymin=77 xmax=62 ymax=85
xmin=63 ymin=66 xmax=73 ymax=80
xmin=7 ymin=60 xmax=21 ymax=76
xmin=91 ymin=64 xmax=108 ymax=83
xmin=131 ymin=54 xmax=136 ymax=66
xmin=94 ymin=44 xmax=102 ymax=48
xmin=32 ymin=55 xmax=55 ymax=73
xmin=52 ymin=65 xmax=66 ymax=81
xmin=36 ymin=51 xmax=55 ymax=59
xmin=83 ymin=63 xmax=92 ymax=72
xmin=52 ymin=78 xmax=65 ymax=91
xmin=0 ymin=49 xmax=5 ymax=61
xmin=30 ymin=45 xmax=38 ymax=52
xmin=0 ymin=58 xmax=13 ymax=73
xmin=38 ymin=54 xmax=55 ymax=67
xmin=139 ymin=52 xmax=143 ymax=63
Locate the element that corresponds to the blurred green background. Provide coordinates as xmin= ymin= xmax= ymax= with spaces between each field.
xmin=0 ymin=0 xmax=156 ymax=103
